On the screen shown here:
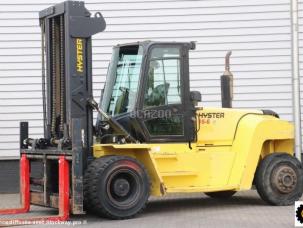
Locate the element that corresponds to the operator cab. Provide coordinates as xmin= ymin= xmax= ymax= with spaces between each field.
xmin=96 ymin=41 xmax=200 ymax=144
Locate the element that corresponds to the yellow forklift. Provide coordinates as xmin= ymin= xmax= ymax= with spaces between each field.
xmin=0 ymin=0 xmax=302 ymax=222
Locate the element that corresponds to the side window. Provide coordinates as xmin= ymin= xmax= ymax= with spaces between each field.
xmin=144 ymin=47 xmax=181 ymax=107
xmin=143 ymin=47 xmax=184 ymax=136
xmin=145 ymin=116 xmax=184 ymax=136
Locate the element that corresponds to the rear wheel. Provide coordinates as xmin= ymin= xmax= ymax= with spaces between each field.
xmin=84 ymin=156 xmax=150 ymax=219
xmin=255 ymin=153 xmax=303 ymax=206
xmin=205 ymin=191 xmax=236 ymax=199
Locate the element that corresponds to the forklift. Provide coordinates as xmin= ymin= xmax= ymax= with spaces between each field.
xmin=0 ymin=0 xmax=302 ymax=222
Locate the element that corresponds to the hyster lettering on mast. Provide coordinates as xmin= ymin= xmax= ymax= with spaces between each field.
xmin=0 ymin=0 xmax=302 ymax=223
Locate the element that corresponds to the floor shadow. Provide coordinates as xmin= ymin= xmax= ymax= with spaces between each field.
xmin=144 ymin=194 xmax=267 ymax=215
xmin=71 ymin=192 xmax=268 ymax=222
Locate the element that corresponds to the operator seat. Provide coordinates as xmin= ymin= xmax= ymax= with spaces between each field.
xmin=145 ymin=83 xmax=170 ymax=106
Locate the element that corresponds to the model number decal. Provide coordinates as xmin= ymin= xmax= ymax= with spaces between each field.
xmin=200 ymin=119 xmax=210 ymax=124
xmin=76 ymin=38 xmax=84 ymax=73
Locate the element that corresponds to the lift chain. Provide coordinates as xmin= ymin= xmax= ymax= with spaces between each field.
xmin=51 ymin=18 xmax=57 ymax=137
xmin=59 ymin=15 xmax=65 ymax=133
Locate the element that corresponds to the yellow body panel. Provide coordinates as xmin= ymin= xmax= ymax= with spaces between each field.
xmin=93 ymin=107 xmax=294 ymax=196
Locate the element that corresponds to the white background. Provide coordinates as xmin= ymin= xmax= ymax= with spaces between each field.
xmin=0 ymin=0 xmax=302 ymax=158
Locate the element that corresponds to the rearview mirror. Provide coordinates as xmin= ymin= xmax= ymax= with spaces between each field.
xmin=190 ymin=91 xmax=201 ymax=106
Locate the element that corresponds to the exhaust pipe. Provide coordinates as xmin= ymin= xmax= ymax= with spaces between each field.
xmin=221 ymin=51 xmax=233 ymax=108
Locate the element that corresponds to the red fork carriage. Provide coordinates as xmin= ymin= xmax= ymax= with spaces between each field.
xmin=0 ymin=154 xmax=70 ymax=223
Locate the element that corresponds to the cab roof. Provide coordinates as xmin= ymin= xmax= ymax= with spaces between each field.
xmin=113 ymin=40 xmax=196 ymax=50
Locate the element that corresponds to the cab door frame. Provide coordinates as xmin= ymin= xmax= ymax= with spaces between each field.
xmin=136 ymin=43 xmax=195 ymax=143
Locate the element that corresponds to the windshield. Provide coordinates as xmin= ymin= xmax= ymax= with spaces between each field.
xmin=101 ymin=45 xmax=143 ymax=117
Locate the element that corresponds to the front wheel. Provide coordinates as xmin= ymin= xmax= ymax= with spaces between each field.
xmin=255 ymin=153 xmax=303 ymax=206
xmin=84 ymin=156 xmax=150 ymax=219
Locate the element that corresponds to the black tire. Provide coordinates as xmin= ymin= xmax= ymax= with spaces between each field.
xmin=255 ymin=153 xmax=303 ymax=206
xmin=205 ymin=191 xmax=236 ymax=199
xmin=84 ymin=156 xmax=150 ymax=219
xmin=83 ymin=155 xmax=115 ymax=213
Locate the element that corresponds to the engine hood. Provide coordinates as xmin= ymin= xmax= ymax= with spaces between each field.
xmin=196 ymin=107 xmax=264 ymax=146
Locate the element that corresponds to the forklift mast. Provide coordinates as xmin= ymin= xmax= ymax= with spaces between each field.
xmin=15 ymin=1 xmax=105 ymax=216
xmin=39 ymin=1 xmax=105 ymax=154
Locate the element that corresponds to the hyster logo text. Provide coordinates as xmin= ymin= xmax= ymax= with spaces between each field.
xmin=198 ymin=113 xmax=225 ymax=119
xmin=76 ymin=38 xmax=83 ymax=73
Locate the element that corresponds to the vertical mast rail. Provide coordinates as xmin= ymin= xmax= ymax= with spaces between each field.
xmin=291 ymin=0 xmax=302 ymax=161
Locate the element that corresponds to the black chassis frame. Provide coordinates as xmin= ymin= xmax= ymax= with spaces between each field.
xmin=20 ymin=1 xmax=105 ymax=215
xmin=99 ymin=41 xmax=197 ymax=143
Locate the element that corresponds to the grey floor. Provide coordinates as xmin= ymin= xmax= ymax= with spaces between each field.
xmin=0 ymin=190 xmax=296 ymax=227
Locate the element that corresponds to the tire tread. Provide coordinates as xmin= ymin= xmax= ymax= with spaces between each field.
xmin=84 ymin=156 xmax=150 ymax=219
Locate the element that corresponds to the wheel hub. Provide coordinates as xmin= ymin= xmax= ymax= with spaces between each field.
xmin=106 ymin=168 xmax=141 ymax=209
xmin=113 ymin=178 xmax=130 ymax=197
xmin=272 ymin=165 xmax=297 ymax=194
